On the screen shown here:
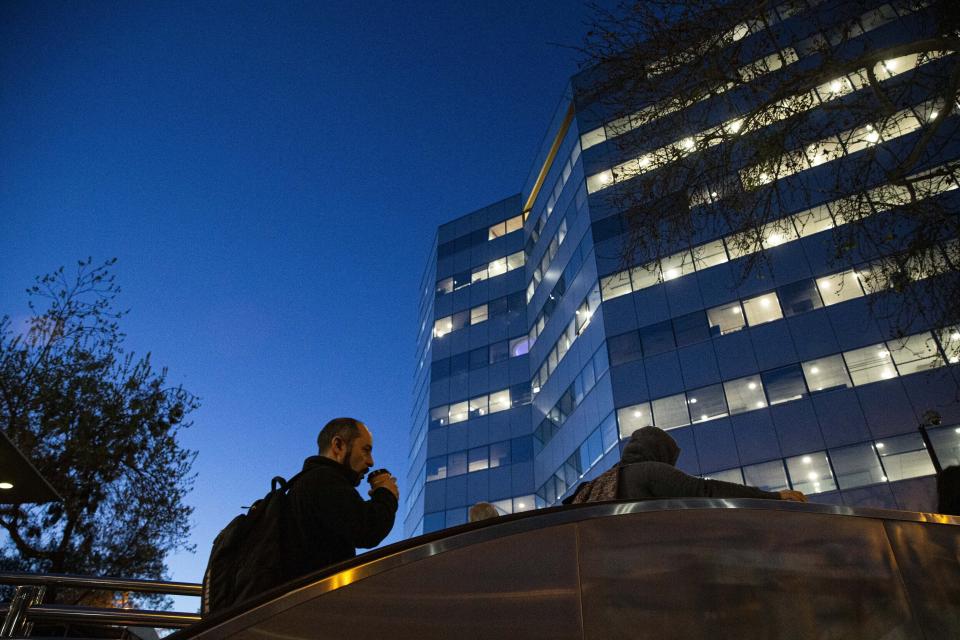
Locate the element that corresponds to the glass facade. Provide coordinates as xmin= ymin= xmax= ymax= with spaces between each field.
xmin=407 ymin=0 xmax=959 ymax=537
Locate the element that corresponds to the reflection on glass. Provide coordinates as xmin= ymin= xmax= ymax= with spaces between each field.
xmin=723 ymin=375 xmax=767 ymax=414
xmin=829 ymin=443 xmax=886 ymax=489
xmin=843 ymin=343 xmax=898 ymax=385
xmin=742 ymin=292 xmax=784 ymax=326
xmin=801 ymin=355 xmax=852 ymax=392
xmin=785 ymin=452 xmax=836 ymax=494
xmin=707 ymin=301 xmax=746 ymax=336
xmin=743 ymin=459 xmax=790 ymax=492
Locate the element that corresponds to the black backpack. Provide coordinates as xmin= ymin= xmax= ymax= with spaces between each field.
xmin=203 ymin=472 xmax=304 ymax=615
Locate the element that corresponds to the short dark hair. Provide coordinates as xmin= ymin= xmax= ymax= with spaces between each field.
xmin=317 ymin=417 xmax=363 ymax=453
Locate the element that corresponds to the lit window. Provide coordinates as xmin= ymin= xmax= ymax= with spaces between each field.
xmin=785 ymin=452 xmax=836 ymax=494
xmin=509 ymin=336 xmax=531 ymax=357
xmin=429 ymin=405 xmax=448 ymax=429
xmin=488 ymin=389 xmax=511 ymax=413
xmin=631 ymin=264 xmax=659 ymax=290
xmin=652 ymin=394 xmax=690 ymax=430
xmin=938 ymin=326 xmax=960 ymax=364
xmin=792 ymin=204 xmax=834 ymax=237
xmin=469 ymin=395 xmax=488 ymax=419
xmin=687 ymin=384 xmax=728 ymax=423
xmin=468 ymin=446 xmax=489 ymax=473
xmin=760 ymin=220 xmax=799 ymax=249
xmin=842 ymin=344 xmax=898 ymax=386
xmin=581 ymin=127 xmax=607 ymax=151
xmin=742 ymin=292 xmax=784 ymax=326
xmin=703 ymin=468 xmax=743 ymax=484
xmin=816 ymin=270 xmax=864 ymax=306
xmin=723 ymin=375 xmax=767 ymax=414
xmin=586 ymin=169 xmax=614 ymax=193
xmin=692 ymin=239 xmax=729 ymax=269
xmin=600 ymin=271 xmax=632 ymax=301
xmin=488 ymin=257 xmax=507 ymax=278
xmin=436 ymin=278 xmax=453 ymax=295
xmin=660 ymin=251 xmax=695 ymax=281
xmin=470 ymin=304 xmax=488 ymax=325
xmin=505 ymin=214 xmax=523 ymax=235
xmin=513 ymin=495 xmax=535 ymax=513
xmin=507 ymin=250 xmax=524 ymax=271
xmin=434 ymin=316 xmax=453 ymax=338
xmin=707 ymin=301 xmax=746 ymax=336
xmin=471 ymin=265 xmax=488 ymax=283
xmin=616 ymin=403 xmax=652 ymax=438
xmin=876 ymin=433 xmax=935 ymax=481
xmin=488 ymin=221 xmax=506 ymax=240
xmin=801 ymin=355 xmax=852 ymax=392
xmin=448 ymin=401 xmax=469 ymax=424
xmin=426 ymin=456 xmax=447 ymax=482
xmin=887 ymin=332 xmax=944 ymax=375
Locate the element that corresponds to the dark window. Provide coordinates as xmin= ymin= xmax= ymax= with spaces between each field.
xmin=512 ymin=436 xmax=534 ymax=463
xmin=558 ymin=388 xmax=576 ymax=419
xmin=673 ymin=311 xmax=709 ymax=347
xmin=778 ymin=279 xmax=824 ymax=316
xmin=489 ymin=296 xmax=508 ymax=317
xmin=489 ymin=441 xmax=511 ymax=467
xmin=591 ymin=214 xmax=623 ymax=244
xmin=454 ymin=234 xmax=471 ymax=254
xmin=510 ymin=383 xmax=532 ymax=408
xmin=489 ymin=340 xmax=509 ymax=364
xmin=449 ymin=310 xmax=469 ymax=332
xmin=450 ymin=352 xmax=469 ymax=376
xmin=608 ymin=332 xmax=642 ymax=366
xmin=469 ymin=347 xmax=488 ymax=370
xmin=762 ymin=364 xmax=808 ymax=405
xmin=431 ymin=359 xmax=450 ymax=380
xmin=640 ymin=320 xmax=675 ymax=356
xmin=507 ymin=291 xmax=526 ymax=314
xmin=452 ymin=270 xmax=471 ymax=290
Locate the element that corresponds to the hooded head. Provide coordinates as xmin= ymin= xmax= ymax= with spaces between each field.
xmin=620 ymin=427 xmax=680 ymax=466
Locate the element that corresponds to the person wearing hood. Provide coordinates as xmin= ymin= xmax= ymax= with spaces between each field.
xmin=563 ymin=426 xmax=807 ymax=504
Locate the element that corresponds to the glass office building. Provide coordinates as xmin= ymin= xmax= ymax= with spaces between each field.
xmin=406 ymin=0 xmax=960 ymax=537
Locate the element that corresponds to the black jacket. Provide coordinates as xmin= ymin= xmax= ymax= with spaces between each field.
xmin=617 ymin=426 xmax=781 ymax=500
xmin=282 ymin=456 xmax=397 ymax=582
xmin=564 ymin=426 xmax=781 ymax=503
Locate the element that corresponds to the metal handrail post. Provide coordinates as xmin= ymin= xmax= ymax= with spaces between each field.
xmin=1 ymin=585 xmax=44 ymax=638
xmin=918 ymin=410 xmax=944 ymax=475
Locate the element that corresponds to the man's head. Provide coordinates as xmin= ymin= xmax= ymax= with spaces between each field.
xmin=317 ymin=417 xmax=374 ymax=486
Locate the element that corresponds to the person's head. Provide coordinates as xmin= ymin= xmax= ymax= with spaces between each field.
xmin=620 ymin=426 xmax=681 ymax=466
xmin=468 ymin=502 xmax=500 ymax=523
xmin=317 ymin=417 xmax=373 ymax=486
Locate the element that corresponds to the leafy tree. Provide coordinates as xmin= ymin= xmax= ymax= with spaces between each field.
xmin=577 ymin=0 xmax=959 ymax=352
xmin=0 ymin=259 xmax=198 ymax=606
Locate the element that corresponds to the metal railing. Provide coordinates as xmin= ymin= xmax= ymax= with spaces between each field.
xmin=0 ymin=572 xmax=202 ymax=637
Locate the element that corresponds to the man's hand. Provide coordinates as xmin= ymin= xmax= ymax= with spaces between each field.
xmin=778 ymin=490 xmax=808 ymax=502
xmin=368 ymin=471 xmax=399 ymax=500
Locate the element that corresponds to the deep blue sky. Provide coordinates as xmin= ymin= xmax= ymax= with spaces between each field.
xmin=0 ymin=0 xmax=596 ymax=595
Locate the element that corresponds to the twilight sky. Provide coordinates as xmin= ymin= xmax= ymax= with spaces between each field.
xmin=0 ymin=0 xmax=597 ymax=596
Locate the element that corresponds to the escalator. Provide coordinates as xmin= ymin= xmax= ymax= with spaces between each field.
xmin=176 ymin=499 xmax=960 ymax=639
